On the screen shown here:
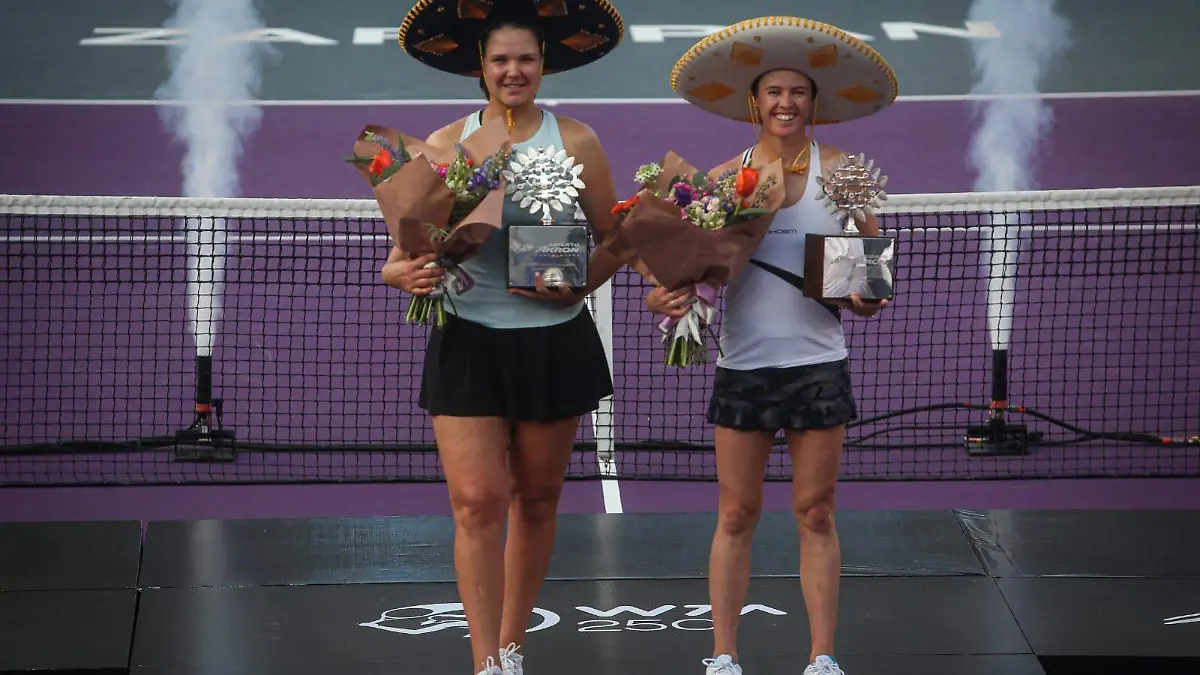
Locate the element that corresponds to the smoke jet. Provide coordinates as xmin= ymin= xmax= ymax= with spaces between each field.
xmin=155 ymin=0 xmax=271 ymax=453
xmin=966 ymin=0 xmax=1072 ymax=351
xmin=155 ymin=0 xmax=271 ymax=357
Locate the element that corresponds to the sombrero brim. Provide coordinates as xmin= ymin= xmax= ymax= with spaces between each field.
xmin=399 ymin=0 xmax=623 ymax=76
xmin=670 ymin=16 xmax=898 ymax=124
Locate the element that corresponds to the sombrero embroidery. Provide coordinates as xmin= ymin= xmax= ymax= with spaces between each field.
xmin=398 ymin=0 xmax=624 ymax=77
xmin=670 ymin=16 xmax=899 ymax=125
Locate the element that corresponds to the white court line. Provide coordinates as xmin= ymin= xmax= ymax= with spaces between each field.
xmin=586 ymin=278 xmax=623 ymax=515
xmin=1164 ymin=612 xmax=1200 ymax=625
xmin=600 ymin=472 xmax=624 ymax=515
xmin=1 ymin=89 xmax=1199 ymax=106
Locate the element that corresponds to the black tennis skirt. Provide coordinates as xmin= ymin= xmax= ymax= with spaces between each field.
xmin=418 ymin=308 xmax=614 ymax=422
xmin=707 ymin=358 xmax=858 ymax=432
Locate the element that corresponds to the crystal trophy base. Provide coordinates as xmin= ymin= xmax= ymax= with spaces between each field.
xmin=506 ymin=224 xmax=589 ymax=292
xmin=803 ymin=233 xmax=896 ymax=302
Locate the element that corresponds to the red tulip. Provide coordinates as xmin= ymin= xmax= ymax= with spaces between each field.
xmin=735 ymin=167 xmax=758 ymax=198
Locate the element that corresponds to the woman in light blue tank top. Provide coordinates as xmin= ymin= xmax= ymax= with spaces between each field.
xmin=381 ymin=3 xmax=640 ymax=675
xmin=645 ymin=18 xmax=897 ymax=675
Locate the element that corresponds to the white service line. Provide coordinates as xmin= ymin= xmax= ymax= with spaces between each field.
xmin=601 ymin=476 xmax=624 ymax=515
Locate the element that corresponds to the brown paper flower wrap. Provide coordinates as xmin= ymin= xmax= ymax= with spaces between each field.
xmin=601 ymin=152 xmax=785 ymax=367
xmin=345 ymin=116 xmax=513 ymax=327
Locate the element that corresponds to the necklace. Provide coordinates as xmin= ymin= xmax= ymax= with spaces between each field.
xmin=759 ymin=142 xmax=811 ymax=174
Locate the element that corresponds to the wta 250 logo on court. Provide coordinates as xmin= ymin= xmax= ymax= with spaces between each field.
xmin=359 ymin=602 xmax=787 ymax=637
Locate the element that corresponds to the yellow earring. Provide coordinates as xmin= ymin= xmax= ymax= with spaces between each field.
xmin=747 ymin=93 xmax=763 ymax=126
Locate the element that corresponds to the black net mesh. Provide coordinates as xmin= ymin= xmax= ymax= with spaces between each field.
xmin=2 ymin=192 xmax=1197 ymax=485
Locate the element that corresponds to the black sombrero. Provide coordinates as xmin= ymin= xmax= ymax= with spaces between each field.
xmin=399 ymin=0 xmax=624 ymax=77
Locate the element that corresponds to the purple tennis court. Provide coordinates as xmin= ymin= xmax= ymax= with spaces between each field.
xmin=2 ymin=95 xmax=1198 ymax=521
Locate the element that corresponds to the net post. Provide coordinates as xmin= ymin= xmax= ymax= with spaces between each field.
xmin=965 ymin=346 xmax=1031 ymax=457
xmin=173 ymin=353 xmax=237 ymax=463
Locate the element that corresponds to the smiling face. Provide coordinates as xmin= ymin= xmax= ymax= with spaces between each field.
xmin=752 ymin=68 xmax=817 ymax=137
xmin=481 ymin=24 xmax=543 ymax=108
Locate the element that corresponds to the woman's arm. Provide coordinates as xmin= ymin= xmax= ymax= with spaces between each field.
xmin=558 ymin=117 xmax=655 ymax=292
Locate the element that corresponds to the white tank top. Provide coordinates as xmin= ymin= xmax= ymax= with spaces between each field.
xmin=717 ymin=142 xmax=847 ymax=370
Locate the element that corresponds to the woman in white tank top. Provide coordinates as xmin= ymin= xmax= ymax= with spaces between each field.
xmin=650 ymin=17 xmax=898 ymax=675
xmin=379 ymin=4 xmax=642 ymax=675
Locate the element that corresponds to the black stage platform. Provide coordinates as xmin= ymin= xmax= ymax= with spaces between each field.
xmin=4 ymin=510 xmax=1200 ymax=674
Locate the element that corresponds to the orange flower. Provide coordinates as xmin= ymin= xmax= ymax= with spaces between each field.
xmin=735 ymin=167 xmax=759 ymax=198
xmin=369 ymin=150 xmax=393 ymax=175
xmin=612 ymin=194 xmax=640 ymax=214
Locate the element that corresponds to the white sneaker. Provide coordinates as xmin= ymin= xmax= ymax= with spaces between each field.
xmin=803 ymin=655 xmax=845 ymax=674
xmin=476 ymin=656 xmax=502 ymax=675
xmin=702 ymin=654 xmax=742 ymax=674
xmin=499 ymin=643 xmax=523 ymax=675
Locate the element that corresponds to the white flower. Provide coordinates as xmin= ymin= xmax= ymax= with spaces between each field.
xmin=634 ymin=163 xmax=661 ymax=186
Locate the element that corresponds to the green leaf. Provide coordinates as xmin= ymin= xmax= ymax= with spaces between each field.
xmin=343 ymin=154 xmax=373 ymax=165
xmin=375 ymin=162 xmax=405 ymax=182
xmin=733 ymin=207 xmax=771 ymax=220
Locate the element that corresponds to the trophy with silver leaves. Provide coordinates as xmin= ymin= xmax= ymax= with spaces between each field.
xmin=503 ymin=145 xmax=591 ymax=292
xmin=802 ymin=152 xmax=897 ymax=302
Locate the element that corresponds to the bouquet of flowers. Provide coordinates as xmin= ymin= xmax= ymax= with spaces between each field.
xmin=603 ymin=151 xmax=785 ymax=367
xmin=345 ymin=116 xmax=513 ymax=327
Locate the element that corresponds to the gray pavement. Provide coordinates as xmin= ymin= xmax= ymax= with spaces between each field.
xmin=1 ymin=0 xmax=1198 ymax=101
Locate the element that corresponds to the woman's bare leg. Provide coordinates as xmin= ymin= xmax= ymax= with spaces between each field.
xmin=709 ymin=425 xmax=774 ymax=661
xmin=785 ymin=425 xmax=845 ymax=663
xmin=497 ymin=415 xmax=580 ymax=655
xmin=435 ymin=415 xmax=513 ymax=672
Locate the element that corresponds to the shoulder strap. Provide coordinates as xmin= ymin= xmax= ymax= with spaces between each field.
xmin=741 ymin=147 xmax=754 ymax=167
xmin=458 ymin=110 xmax=481 ymax=138
xmin=747 ymin=258 xmax=842 ymax=321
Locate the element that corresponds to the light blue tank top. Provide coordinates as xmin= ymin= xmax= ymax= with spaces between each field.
xmin=445 ymin=109 xmax=584 ymax=329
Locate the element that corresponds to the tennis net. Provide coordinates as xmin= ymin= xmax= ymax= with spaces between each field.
xmin=2 ymin=187 xmax=1197 ymax=485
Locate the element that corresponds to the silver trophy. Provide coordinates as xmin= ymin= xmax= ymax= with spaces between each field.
xmin=803 ymin=153 xmax=896 ymax=302
xmin=503 ymin=145 xmax=590 ymax=291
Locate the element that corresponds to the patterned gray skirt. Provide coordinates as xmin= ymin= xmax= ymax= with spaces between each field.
xmin=706 ymin=358 xmax=858 ymax=432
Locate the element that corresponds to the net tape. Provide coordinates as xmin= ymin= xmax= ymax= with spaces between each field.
xmin=2 ymin=187 xmax=1198 ymax=485
xmin=3 ymin=186 xmax=1199 ymax=217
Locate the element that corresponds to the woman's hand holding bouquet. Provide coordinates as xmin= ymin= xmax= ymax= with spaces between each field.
xmin=346 ymin=116 xmax=513 ymax=327
xmin=603 ymin=152 xmax=785 ymax=367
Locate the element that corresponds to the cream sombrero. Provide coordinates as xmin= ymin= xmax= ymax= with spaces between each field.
xmin=670 ymin=16 xmax=898 ymax=124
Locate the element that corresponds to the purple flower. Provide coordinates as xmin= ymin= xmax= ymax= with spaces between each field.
xmin=671 ymin=182 xmax=694 ymax=207
xmin=468 ymin=168 xmax=489 ymax=190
